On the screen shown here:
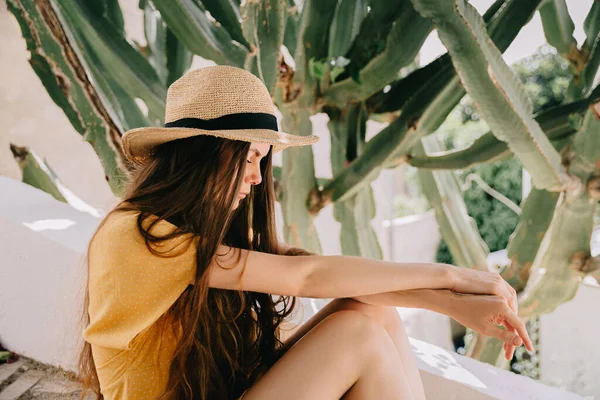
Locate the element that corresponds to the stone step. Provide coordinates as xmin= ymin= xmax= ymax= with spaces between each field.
xmin=0 ymin=360 xmax=25 ymax=386
xmin=0 ymin=370 xmax=44 ymax=400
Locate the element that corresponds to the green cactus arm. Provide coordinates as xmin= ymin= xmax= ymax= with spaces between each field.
xmin=291 ymin=0 xmax=338 ymax=105
xmin=51 ymin=0 xmax=167 ymax=120
xmin=538 ymin=0 xmax=577 ymax=57
xmin=70 ymin=1 xmax=153 ymax=130
xmin=352 ymin=186 xmax=383 ymax=259
xmin=406 ymin=90 xmax=600 ymax=170
xmin=142 ymin=0 xmax=168 ymax=87
xmin=10 ymin=144 xmax=66 ymax=203
xmin=367 ymin=0 xmax=542 ymax=115
xmin=463 ymin=334 xmax=508 ymax=369
xmin=366 ymin=54 xmax=446 ymax=114
xmin=6 ymin=0 xmax=128 ymax=195
xmin=282 ymin=0 xmax=299 ymax=56
xmin=332 ymin=0 xmax=408 ymax=74
xmin=85 ymin=0 xmax=125 ymax=36
xmin=577 ymin=34 xmax=600 ymax=98
xmin=57 ymin=3 xmax=155 ymax=128
xmin=567 ymin=109 xmax=600 ymax=181
xmin=151 ymin=0 xmax=247 ymax=67
xmin=138 ymin=0 xmax=193 ymax=88
xmin=272 ymin=166 xmax=330 ymax=188
xmin=323 ymin=2 xmax=432 ymax=106
xmin=566 ymin=3 xmax=600 ymax=100
xmin=584 ymin=1 xmax=600 ymax=50
xmin=202 ymin=0 xmax=250 ymax=48
xmin=279 ymin=108 xmax=322 ymax=253
xmin=10 ymin=144 xmax=102 ymax=217
xmin=415 ymin=136 xmax=490 ymax=271
xmin=166 ymin=27 xmax=194 ymax=87
xmin=411 ymin=0 xmax=565 ymax=191
xmin=79 ymin=35 xmax=152 ymax=132
xmin=501 ymin=189 xmax=561 ymax=292
xmin=327 ymin=0 xmax=367 ymax=59
xmin=309 ymin=0 xmax=543 ymax=212
xmin=331 ymin=0 xmax=426 ymax=79
xmin=408 ymin=133 xmax=515 ymax=171
xmin=272 ymin=0 xmax=336 ymax=253
xmin=310 ymin=68 xmax=462 ymax=211
xmin=273 ymin=0 xmax=336 ymax=252
xmin=327 ymin=104 xmax=382 ymax=259
xmin=518 ymin=109 xmax=600 ymax=317
xmin=518 ymin=193 xmax=595 ymax=317
xmin=241 ymin=0 xmax=285 ymax=95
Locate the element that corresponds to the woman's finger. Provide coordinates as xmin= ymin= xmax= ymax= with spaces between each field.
xmin=502 ymin=319 xmax=517 ymax=360
xmin=503 ymin=342 xmax=511 ymax=360
xmin=485 ymin=274 xmax=517 ymax=314
xmin=504 ymin=309 xmax=534 ymax=352
xmin=504 ymin=281 xmax=518 ymax=314
xmin=499 ymin=279 xmax=518 ymax=314
xmin=488 ymin=324 xmax=522 ymax=348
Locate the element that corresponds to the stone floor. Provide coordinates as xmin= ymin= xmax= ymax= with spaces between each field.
xmin=0 ymin=357 xmax=94 ymax=400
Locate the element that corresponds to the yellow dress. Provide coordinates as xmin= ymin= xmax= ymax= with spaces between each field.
xmin=83 ymin=209 xmax=249 ymax=399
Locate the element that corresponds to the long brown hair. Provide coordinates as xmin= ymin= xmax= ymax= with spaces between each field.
xmin=78 ymin=134 xmax=297 ymax=399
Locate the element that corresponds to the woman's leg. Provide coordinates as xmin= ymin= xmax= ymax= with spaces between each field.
xmin=243 ymin=310 xmax=414 ymax=400
xmin=282 ymin=298 xmax=427 ymax=400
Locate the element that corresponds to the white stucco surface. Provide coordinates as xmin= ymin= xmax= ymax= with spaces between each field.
xmin=539 ymin=281 xmax=600 ymax=398
xmin=0 ymin=176 xmax=98 ymax=371
xmin=413 ymin=337 xmax=586 ymax=400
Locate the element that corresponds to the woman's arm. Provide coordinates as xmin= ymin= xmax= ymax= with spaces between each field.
xmin=209 ymin=241 xmax=450 ymax=296
xmin=209 ymin=241 xmax=515 ymax=310
xmin=352 ymin=289 xmax=451 ymax=314
xmin=276 ymin=242 xmax=531 ymax=357
xmin=278 ymin=241 xmax=453 ymax=296
xmin=353 ymin=289 xmax=534 ymax=356
xmin=275 ymin=241 xmax=518 ymax=313
xmin=301 ymin=255 xmax=453 ymax=298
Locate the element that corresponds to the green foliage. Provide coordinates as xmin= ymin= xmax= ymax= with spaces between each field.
xmin=394 ymin=193 xmax=430 ymax=218
xmin=462 ymin=159 xmax=522 ymax=252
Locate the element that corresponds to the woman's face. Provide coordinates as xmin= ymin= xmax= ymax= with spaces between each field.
xmin=233 ymin=142 xmax=271 ymax=209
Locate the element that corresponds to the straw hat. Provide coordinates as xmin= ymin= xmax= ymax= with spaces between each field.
xmin=121 ymin=65 xmax=319 ymax=164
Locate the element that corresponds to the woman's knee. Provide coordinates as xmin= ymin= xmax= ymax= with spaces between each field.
xmin=318 ymin=310 xmax=395 ymax=353
xmin=333 ymin=298 xmax=405 ymax=332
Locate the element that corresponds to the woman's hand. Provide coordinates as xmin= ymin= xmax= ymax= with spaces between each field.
xmin=447 ymin=265 xmax=519 ymax=315
xmin=447 ymin=291 xmax=534 ymax=360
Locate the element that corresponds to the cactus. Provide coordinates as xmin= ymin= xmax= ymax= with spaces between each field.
xmin=6 ymin=0 xmax=600 ymax=369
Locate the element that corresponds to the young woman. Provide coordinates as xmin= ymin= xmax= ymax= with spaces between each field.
xmin=79 ymin=66 xmax=532 ymax=400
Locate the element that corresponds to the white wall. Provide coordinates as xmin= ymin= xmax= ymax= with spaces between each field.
xmin=0 ymin=177 xmax=98 ymax=371
xmin=539 ymin=281 xmax=600 ymax=398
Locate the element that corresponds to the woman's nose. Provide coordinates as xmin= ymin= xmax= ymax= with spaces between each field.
xmin=247 ymin=167 xmax=262 ymax=185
